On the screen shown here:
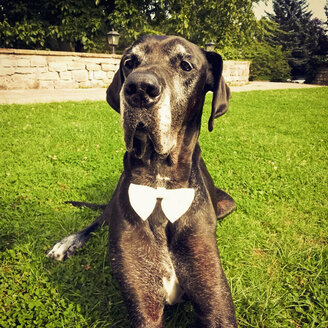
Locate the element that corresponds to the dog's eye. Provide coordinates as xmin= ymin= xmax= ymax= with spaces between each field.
xmin=180 ymin=60 xmax=193 ymax=72
xmin=124 ymin=58 xmax=136 ymax=70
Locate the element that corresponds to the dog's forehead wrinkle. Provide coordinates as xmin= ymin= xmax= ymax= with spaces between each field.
xmin=130 ymin=44 xmax=147 ymax=62
xmin=130 ymin=37 xmax=200 ymax=62
xmin=173 ymin=43 xmax=188 ymax=56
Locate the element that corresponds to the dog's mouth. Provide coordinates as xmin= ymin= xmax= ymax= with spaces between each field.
xmin=128 ymin=122 xmax=173 ymax=160
xmin=132 ymin=123 xmax=150 ymax=159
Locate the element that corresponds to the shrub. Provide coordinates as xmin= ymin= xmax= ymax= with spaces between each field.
xmin=305 ymin=55 xmax=328 ymax=83
xmin=219 ymin=42 xmax=291 ymax=82
xmin=244 ymin=42 xmax=291 ymax=81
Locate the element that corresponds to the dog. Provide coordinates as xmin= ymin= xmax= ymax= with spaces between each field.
xmin=48 ymin=35 xmax=237 ymax=327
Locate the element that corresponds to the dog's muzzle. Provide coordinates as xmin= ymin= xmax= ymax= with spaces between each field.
xmin=122 ymin=71 xmax=174 ymax=159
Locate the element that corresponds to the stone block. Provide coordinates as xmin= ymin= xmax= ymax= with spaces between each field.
xmin=39 ymin=72 xmax=59 ymax=80
xmin=78 ymin=81 xmax=92 ymax=88
xmin=1 ymin=77 xmax=14 ymax=90
xmin=7 ymin=74 xmax=25 ymax=88
xmin=106 ymin=71 xmax=115 ymax=79
xmin=67 ymin=62 xmax=85 ymax=70
xmin=30 ymin=56 xmax=47 ymax=67
xmin=49 ymin=62 xmax=67 ymax=72
xmin=59 ymin=71 xmax=72 ymax=80
xmin=6 ymin=74 xmax=35 ymax=89
xmin=26 ymin=79 xmax=40 ymax=89
xmin=93 ymin=70 xmax=107 ymax=80
xmin=101 ymin=63 xmax=117 ymax=71
xmin=34 ymin=66 xmax=48 ymax=73
xmin=0 ymin=80 xmax=8 ymax=90
xmin=39 ymin=80 xmax=55 ymax=89
xmin=72 ymin=70 xmax=88 ymax=82
xmin=89 ymin=80 xmax=105 ymax=88
xmin=88 ymin=70 xmax=93 ymax=80
xmin=0 ymin=58 xmax=16 ymax=67
xmin=0 ymin=67 xmax=15 ymax=76
xmin=82 ymin=58 xmax=101 ymax=64
xmin=100 ymin=58 xmax=120 ymax=65
xmin=86 ymin=63 xmax=101 ymax=71
xmin=14 ymin=67 xmax=36 ymax=74
xmin=0 ymin=74 xmax=34 ymax=89
xmin=54 ymin=80 xmax=78 ymax=89
xmin=17 ymin=59 xmax=30 ymax=67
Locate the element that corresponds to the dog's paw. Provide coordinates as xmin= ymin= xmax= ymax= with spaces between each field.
xmin=47 ymin=233 xmax=85 ymax=261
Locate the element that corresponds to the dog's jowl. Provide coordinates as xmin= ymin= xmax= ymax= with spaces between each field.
xmin=48 ymin=35 xmax=237 ymax=328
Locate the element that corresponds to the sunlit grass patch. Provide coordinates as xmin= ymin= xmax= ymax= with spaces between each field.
xmin=1 ymin=87 xmax=327 ymax=327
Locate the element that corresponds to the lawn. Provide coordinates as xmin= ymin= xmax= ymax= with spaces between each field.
xmin=0 ymin=87 xmax=327 ymax=327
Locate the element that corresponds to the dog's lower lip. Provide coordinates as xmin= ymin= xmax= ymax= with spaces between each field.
xmin=132 ymin=124 xmax=148 ymax=158
xmin=134 ymin=130 xmax=147 ymax=142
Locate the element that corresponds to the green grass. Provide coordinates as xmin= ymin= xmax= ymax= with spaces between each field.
xmin=1 ymin=88 xmax=327 ymax=327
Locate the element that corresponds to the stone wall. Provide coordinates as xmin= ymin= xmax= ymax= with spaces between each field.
xmin=0 ymin=49 xmax=250 ymax=89
xmin=312 ymin=64 xmax=328 ymax=86
xmin=223 ymin=60 xmax=250 ymax=85
xmin=0 ymin=49 xmax=121 ymax=90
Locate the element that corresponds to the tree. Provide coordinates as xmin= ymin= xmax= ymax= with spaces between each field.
xmin=0 ymin=0 xmax=262 ymax=52
xmin=245 ymin=18 xmax=291 ymax=81
xmin=218 ymin=17 xmax=291 ymax=81
xmin=165 ymin=0 xmax=261 ymax=48
xmin=0 ymin=0 xmax=112 ymax=51
xmin=109 ymin=0 xmax=167 ymax=50
xmin=267 ymin=0 xmax=328 ymax=78
xmin=245 ymin=42 xmax=291 ymax=81
xmin=109 ymin=0 xmax=262 ymax=49
xmin=308 ymin=18 xmax=328 ymax=56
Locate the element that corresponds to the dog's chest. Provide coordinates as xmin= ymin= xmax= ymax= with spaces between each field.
xmin=128 ymin=174 xmax=191 ymax=304
xmin=147 ymin=210 xmax=184 ymax=305
xmin=162 ymin=255 xmax=183 ymax=305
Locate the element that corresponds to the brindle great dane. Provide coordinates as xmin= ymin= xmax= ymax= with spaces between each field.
xmin=48 ymin=35 xmax=237 ymax=327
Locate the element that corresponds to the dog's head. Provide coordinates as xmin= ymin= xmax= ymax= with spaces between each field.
xmin=107 ymin=35 xmax=230 ymax=159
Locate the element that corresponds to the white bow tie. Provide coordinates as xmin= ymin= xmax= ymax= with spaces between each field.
xmin=128 ymin=183 xmax=195 ymax=223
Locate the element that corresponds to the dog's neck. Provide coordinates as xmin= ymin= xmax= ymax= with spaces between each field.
xmin=124 ymin=125 xmax=201 ymax=188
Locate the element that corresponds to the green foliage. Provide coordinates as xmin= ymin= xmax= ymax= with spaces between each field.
xmin=1 ymin=0 xmax=326 ymax=83
xmin=0 ymin=0 xmax=261 ymax=52
xmin=106 ymin=0 xmax=262 ymax=49
xmin=305 ymin=55 xmax=328 ymax=83
xmin=109 ymin=0 xmax=165 ymax=50
xmin=164 ymin=0 xmax=260 ymax=48
xmin=0 ymin=88 xmax=328 ymax=326
xmin=0 ymin=17 xmax=46 ymax=49
xmin=267 ymin=0 xmax=328 ymax=78
xmin=219 ymin=19 xmax=291 ymax=82
xmin=244 ymin=42 xmax=291 ymax=81
xmin=0 ymin=0 xmax=110 ymax=52
xmin=0 ymin=248 xmax=87 ymax=327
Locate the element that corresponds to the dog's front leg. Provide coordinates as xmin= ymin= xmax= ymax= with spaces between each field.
xmin=47 ymin=206 xmax=109 ymax=261
xmin=121 ymin=290 xmax=164 ymax=328
xmin=109 ymin=232 xmax=165 ymax=328
xmin=175 ymin=234 xmax=237 ymax=328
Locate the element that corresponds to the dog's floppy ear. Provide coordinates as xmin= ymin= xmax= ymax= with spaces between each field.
xmin=205 ymin=51 xmax=231 ymax=132
xmin=106 ymin=63 xmax=124 ymax=113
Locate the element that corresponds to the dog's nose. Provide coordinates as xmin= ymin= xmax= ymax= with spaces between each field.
xmin=124 ymin=72 xmax=161 ymax=108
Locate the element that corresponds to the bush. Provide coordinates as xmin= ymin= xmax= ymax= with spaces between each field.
xmin=244 ymin=43 xmax=291 ymax=81
xmin=219 ymin=42 xmax=291 ymax=82
xmin=305 ymin=55 xmax=328 ymax=83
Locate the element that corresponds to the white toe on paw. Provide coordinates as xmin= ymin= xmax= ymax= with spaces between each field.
xmin=47 ymin=234 xmax=82 ymax=261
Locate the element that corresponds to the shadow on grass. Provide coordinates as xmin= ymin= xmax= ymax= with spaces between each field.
xmin=0 ymin=232 xmax=17 ymax=252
